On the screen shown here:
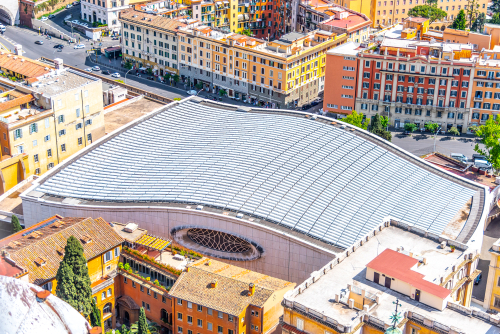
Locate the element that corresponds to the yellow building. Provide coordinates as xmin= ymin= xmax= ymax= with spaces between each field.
xmin=0 ymin=58 xmax=105 ymax=178
xmin=483 ymin=238 xmax=500 ymax=312
xmin=0 ymin=215 xmax=124 ymax=332
xmin=282 ymin=221 xmax=485 ymax=334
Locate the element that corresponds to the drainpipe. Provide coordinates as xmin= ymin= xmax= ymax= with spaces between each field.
xmin=51 ymin=100 xmax=60 ymax=165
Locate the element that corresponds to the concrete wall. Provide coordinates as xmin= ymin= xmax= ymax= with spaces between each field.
xmin=21 ymin=200 xmax=336 ymax=284
xmin=0 ymin=0 xmax=19 ymax=25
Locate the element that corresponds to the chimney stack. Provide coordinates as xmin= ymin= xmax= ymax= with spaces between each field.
xmin=210 ymin=280 xmax=218 ymax=288
xmin=14 ymin=44 xmax=22 ymax=56
xmin=248 ymin=283 xmax=255 ymax=296
xmin=54 ymin=58 xmax=64 ymax=70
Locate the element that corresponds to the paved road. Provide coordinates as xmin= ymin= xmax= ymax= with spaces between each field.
xmin=390 ymin=130 xmax=483 ymax=158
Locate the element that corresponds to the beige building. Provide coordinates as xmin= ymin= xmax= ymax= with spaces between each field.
xmin=1 ymin=59 xmax=105 ymax=176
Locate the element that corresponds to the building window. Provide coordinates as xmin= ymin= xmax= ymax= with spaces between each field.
xmin=58 ymin=115 xmax=65 ymax=123
xmin=207 ymin=308 xmax=212 ymax=315
xmin=14 ymin=129 xmax=22 ymax=139
xmin=197 ymin=305 xmax=203 ymax=312
xmin=188 ymin=302 xmax=193 ymax=309
xmin=124 ymin=277 xmax=127 ymax=284
xmin=59 ymin=129 xmax=66 ymax=136
xmin=104 ymin=251 xmax=112 ymax=262
xmin=154 ymin=292 xmax=157 ymax=299
xmin=178 ymin=327 xmax=183 ymax=334
xmin=47 ymin=149 xmax=52 ymax=157
xmin=78 ymin=137 xmax=83 ymax=145
xmin=162 ymin=296 xmax=166 ymax=303
xmin=61 ymin=144 xmax=66 ymax=152
xmin=34 ymin=154 xmax=39 ymax=163
xmin=44 ymin=135 xmax=50 ymax=142
xmin=218 ymin=326 xmax=223 ymax=334
xmin=178 ymin=299 xmax=183 ymax=305
xmin=208 ymin=323 xmax=213 ymax=331
xmin=198 ymin=319 xmax=203 ymax=327
xmin=218 ymin=312 xmax=223 ymax=319
xmin=178 ymin=313 xmax=183 ymax=320
xmin=140 ymin=285 xmax=144 ymax=292
xmin=87 ymin=134 xmax=92 ymax=143
xmin=188 ymin=316 xmax=193 ymax=324
xmin=35 ymin=168 xmax=41 ymax=175
xmin=107 ymin=288 xmax=112 ymax=297
xmin=102 ymin=292 xmax=106 ymax=300
xmin=494 ymin=296 xmax=500 ymax=309
xmin=132 ymin=281 xmax=136 ymax=288
xmin=296 ymin=318 xmax=304 ymax=330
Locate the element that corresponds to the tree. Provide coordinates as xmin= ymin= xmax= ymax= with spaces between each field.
xmin=471 ymin=12 xmax=486 ymax=32
xmin=466 ymin=0 xmax=480 ymax=29
xmin=452 ymin=10 xmax=467 ymax=30
xmin=11 ymin=215 xmax=23 ymax=233
xmin=404 ymin=123 xmax=418 ymax=133
xmin=448 ymin=126 xmax=461 ymax=137
xmin=89 ymin=298 xmax=101 ymax=327
xmin=163 ymin=73 xmax=171 ymax=82
xmin=342 ymin=110 xmax=368 ymax=130
xmin=473 ymin=116 xmax=500 ymax=173
xmin=425 ymin=122 xmax=439 ymax=133
xmin=490 ymin=13 xmax=500 ymax=24
xmin=195 ymin=82 xmax=203 ymax=90
xmin=492 ymin=0 xmax=500 ymax=13
xmin=408 ymin=6 xmax=447 ymax=24
xmin=219 ymin=89 xmax=227 ymax=97
xmin=380 ymin=116 xmax=390 ymax=129
xmin=370 ymin=114 xmax=383 ymax=133
xmin=130 ymin=308 xmax=150 ymax=334
xmin=173 ymin=74 xmax=180 ymax=83
xmin=56 ymin=236 xmax=93 ymax=317
xmin=124 ymin=60 xmax=132 ymax=70
xmin=242 ymin=29 xmax=253 ymax=36
xmin=146 ymin=68 xmax=153 ymax=75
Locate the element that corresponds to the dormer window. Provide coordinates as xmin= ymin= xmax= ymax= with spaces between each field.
xmin=34 ymin=257 xmax=47 ymax=266
xmin=56 ymin=246 xmax=65 ymax=256
xmin=80 ymin=235 xmax=92 ymax=244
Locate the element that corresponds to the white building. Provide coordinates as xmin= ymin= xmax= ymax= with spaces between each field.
xmin=80 ymin=0 xmax=131 ymax=32
xmin=20 ymin=97 xmax=488 ymax=285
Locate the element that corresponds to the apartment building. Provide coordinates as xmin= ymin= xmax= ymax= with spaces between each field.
xmin=120 ymin=10 xmax=185 ymax=76
xmin=169 ymin=258 xmax=294 ymax=334
xmin=0 ymin=215 xmax=124 ymax=331
xmin=176 ymin=25 xmax=346 ymax=108
xmin=281 ymin=220 xmax=487 ymax=334
xmin=0 ymin=55 xmax=104 ymax=181
xmin=80 ymin=0 xmax=145 ymax=32
xmin=470 ymin=48 xmax=500 ymax=125
xmin=297 ymin=1 xmax=371 ymax=44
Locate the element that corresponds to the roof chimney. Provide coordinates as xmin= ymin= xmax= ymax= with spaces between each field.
xmin=54 ymin=58 xmax=64 ymax=70
xmin=14 ymin=44 xmax=22 ymax=56
xmin=210 ymin=280 xmax=218 ymax=288
xmin=248 ymin=283 xmax=255 ymax=296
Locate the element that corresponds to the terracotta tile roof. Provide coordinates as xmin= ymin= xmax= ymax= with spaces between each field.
xmin=120 ymin=10 xmax=187 ymax=31
xmin=366 ymin=249 xmax=451 ymax=299
xmin=169 ymin=259 xmax=294 ymax=316
xmin=0 ymin=53 xmax=51 ymax=79
xmin=0 ymin=216 xmax=124 ymax=285
xmin=0 ymin=93 xmax=34 ymax=113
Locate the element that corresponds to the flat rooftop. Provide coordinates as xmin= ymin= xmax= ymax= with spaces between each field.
xmin=286 ymin=225 xmax=495 ymax=333
xmin=27 ymin=68 xmax=99 ymax=97
xmin=24 ymin=98 xmax=486 ymax=251
xmin=112 ymin=222 xmax=147 ymax=243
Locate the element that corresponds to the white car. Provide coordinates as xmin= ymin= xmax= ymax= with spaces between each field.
xmin=74 ymin=43 xmax=85 ymax=49
xmin=40 ymin=16 xmax=48 ymax=21
xmin=187 ymin=90 xmax=197 ymax=95
xmin=64 ymin=15 xmax=71 ymax=20
xmin=71 ymin=20 xmax=79 ymax=24
xmin=92 ymin=66 xmax=100 ymax=71
xmin=66 ymin=4 xmax=73 ymax=8
xmin=111 ymin=73 xmax=121 ymax=78
xmin=84 ymin=68 xmax=92 ymax=72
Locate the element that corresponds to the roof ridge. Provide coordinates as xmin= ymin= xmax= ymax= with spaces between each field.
xmin=189 ymin=267 xmax=275 ymax=292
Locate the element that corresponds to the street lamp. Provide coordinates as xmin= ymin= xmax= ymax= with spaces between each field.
xmin=124 ymin=68 xmax=134 ymax=85
xmin=433 ymin=126 xmax=441 ymax=152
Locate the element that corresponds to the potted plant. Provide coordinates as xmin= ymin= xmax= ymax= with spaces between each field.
xmin=450 ymin=245 xmax=455 ymax=253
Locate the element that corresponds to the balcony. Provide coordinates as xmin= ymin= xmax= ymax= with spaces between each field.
xmin=474 ymin=96 xmax=483 ymax=101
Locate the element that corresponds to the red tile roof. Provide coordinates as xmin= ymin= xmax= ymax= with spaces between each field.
xmin=0 ymin=256 xmax=25 ymax=277
xmin=366 ymin=249 xmax=451 ymax=299
xmin=0 ymin=53 xmax=51 ymax=79
xmin=0 ymin=93 xmax=34 ymax=113
xmin=323 ymin=14 xmax=368 ymax=29
xmin=406 ymin=17 xmax=429 ymax=23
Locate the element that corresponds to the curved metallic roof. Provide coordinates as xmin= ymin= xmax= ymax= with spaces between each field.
xmin=37 ymin=101 xmax=477 ymax=249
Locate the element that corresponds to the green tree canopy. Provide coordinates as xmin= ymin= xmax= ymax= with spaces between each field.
xmin=380 ymin=116 xmax=390 ymax=128
xmin=342 ymin=110 xmax=368 ymax=130
xmin=490 ymin=13 xmax=500 ymax=24
xmin=474 ymin=116 xmax=500 ymax=173
xmin=452 ymin=10 xmax=467 ymax=30
xmin=407 ymin=6 xmax=447 ymax=24
xmin=11 ymin=215 xmax=23 ymax=233
xmin=466 ymin=0 xmax=480 ymax=29
xmin=471 ymin=12 xmax=486 ymax=32
xmin=55 ymin=236 xmax=93 ymax=317
xmin=90 ymin=298 xmax=101 ymax=328
xmin=492 ymin=0 xmax=500 ymax=13
xmin=425 ymin=123 xmax=440 ymax=133
xmin=404 ymin=123 xmax=418 ymax=133
xmin=448 ymin=126 xmax=461 ymax=136
xmin=368 ymin=114 xmax=392 ymax=141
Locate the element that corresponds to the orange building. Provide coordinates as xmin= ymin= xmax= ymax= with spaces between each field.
xmin=324 ymin=42 xmax=363 ymax=115
xmin=169 ymin=258 xmax=295 ymax=334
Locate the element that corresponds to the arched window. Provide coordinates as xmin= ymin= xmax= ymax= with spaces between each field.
xmin=161 ymin=309 xmax=168 ymax=323
xmin=101 ymin=292 xmax=106 ymax=300
xmin=107 ymin=288 xmax=112 ymax=297
xmin=103 ymin=303 xmax=112 ymax=315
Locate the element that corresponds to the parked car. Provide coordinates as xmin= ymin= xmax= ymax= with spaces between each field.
xmin=71 ymin=20 xmax=79 ymax=24
xmin=187 ymin=90 xmax=197 ymax=95
xmin=111 ymin=73 xmax=121 ymax=78
xmin=48 ymin=14 xmax=56 ymax=19
xmin=66 ymin=4 xmax=73 ymax=8
xmin=54 ymin=44 xmax=64 ymax=49
xmin=92 ymin=66 xmax=100 ymax=71
xmin=35 ymin=40 xmax=44 ymax=45
xmin=101 ymin=70 xmax=110 ymax=75
xmin=472 ymin=154 xmax=487 ymax=162
xmin=0 ymin=25 xmax=5 ymax=33
xmin=64 ymin=15 xmax=72 ymax=20
xmin=84 ymin=68 xmax=92 ymax=72
xmin=451 ymin=153 xmax=467 ymax=164
xmin=40 ymin=16 xmax=48 ymax=21
xmin=301 ymin=104 xmax=312 ymax=110
xmin=73 ymin=1 xmax=80 ymax=5
xmin=74 ymin=43 xmax=85 ymax=49
xmin=475 ymin=159 xmax=492 ymax=170
xmin=81 ymin=23 xmax=89 ymax=27
xmin=311 ymin=100 xmax=320 ymax=106
xmin=474 ymin=273 xmax=482 ymax=285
